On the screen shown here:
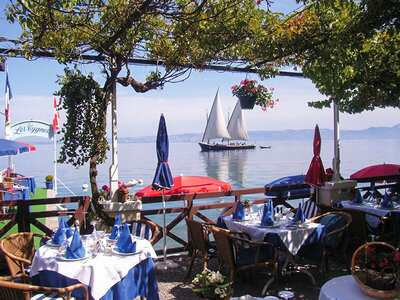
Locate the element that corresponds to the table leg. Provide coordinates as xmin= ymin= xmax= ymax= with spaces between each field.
xmin=281 ymin=252 xmax=316 ymax=285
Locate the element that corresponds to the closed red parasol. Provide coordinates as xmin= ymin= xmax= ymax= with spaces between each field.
xmin=135 ymin=175 xmax=231 ymax=197
xmin=350 ymin=164 xmax=400 ymax=182
xmin=305 ymin=124 xmax=327 ymax=187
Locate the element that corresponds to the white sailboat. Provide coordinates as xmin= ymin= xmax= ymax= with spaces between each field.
xmin=198 ymin=90 xmax=256 ymax=151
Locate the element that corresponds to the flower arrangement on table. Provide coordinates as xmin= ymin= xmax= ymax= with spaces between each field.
xmin=192 ymin=269 xmax=232 ymax=299
xmin=353 ymin=242 xmax=400 ymax=291
xmin=231 ymin=79 xmax=277 ymax=111
xmin=116 ymin=182 xmax=130 ymax=203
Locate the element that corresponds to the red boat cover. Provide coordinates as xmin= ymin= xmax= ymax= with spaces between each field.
xmin=135 ymin=175 xmax=231 ymax=197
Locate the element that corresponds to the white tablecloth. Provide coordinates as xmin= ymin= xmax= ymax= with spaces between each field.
xmin=30 ymin=236 xmax=157 ymax=300
xmin=223 ymin=216 xmax=321 ymax=255
xmin=342 ymin=200 xmax=400 ymax=228
xmin=319 ymin=275 xmax=400 ymax=300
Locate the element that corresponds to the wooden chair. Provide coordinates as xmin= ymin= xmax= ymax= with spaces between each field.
xmin=127 ymin=219 xmax=159 ymax=245
xmin=302 ymin=211 xmax=352 ymax=272
xmin=0 ymin=273 xmax=89 ymax=300
xmin=184 ymin=218 xmax=218 ymax=278
xmin=210 ymin=226 xmax=278 ymax=294
xmin=0 ymin=232 xmax=50 ymax=277
xmin=0 ymin=190 xmax=19 ymax=215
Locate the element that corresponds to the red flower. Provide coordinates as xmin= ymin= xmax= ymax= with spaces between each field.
xmin=231 ymin=85 xmax=238 ymax=90
xmin=366 ymin=246 xmax=376 ymax=255
xmin=269 ymin=87 xmax=274 ymax=91
xmin=257 ymin=0 xmax=261 ymax=5
xmin=370 ymin=263 xmax=376 ymax=269
xmin=288 ymin=22 xmax=292 ymax=27
xmin=245 ymin=86 xmax=251 ymax=90
xmin=252 ymin=88 xmax=257 ymax=93
xmin=294 ymin=18 xmax=298 ymax=23
xmin=276 ymin=98 xmax=280 ymax=102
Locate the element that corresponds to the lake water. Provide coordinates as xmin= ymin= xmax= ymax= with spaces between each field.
xmin=6 ymin=138 xmax=399 ymax=195
xmin=4 ymin=138 xmax=399 ymax=250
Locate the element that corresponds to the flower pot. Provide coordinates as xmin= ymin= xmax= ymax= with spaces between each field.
xmin=238 ymin=95 xmax=256 ymax=110
xmin=366 ymin=268 xmax=397 ymax=291
xmin=45 ymin=180 xmax=53 ymax=189
xmin=117 ymin=191 xmax=129 ymax=203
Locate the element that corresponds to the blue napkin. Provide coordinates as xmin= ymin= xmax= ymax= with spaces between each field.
xmin=51 ymin=218 xmax=72 ymax=245
xmin=51 ymin=227 xmax=67 ymax=245
xmin=380 ymin=192 xmax=394 ymax=208
xmin=109 ymin=212 xmax=122 ymax=239
xmin=260 ymin=210 xmax=274 ymax=226
xmin=352 ymin=189 xmax=363 ymax=204
xmin=292 ymin=203 xmax=305 ymax=223
xmin=66 ymin=228 xmax=86 ymax=259
xmin=115 ymin=223 xmax=136 ymax=253
xmin=60 ymin=218 xmax=73 ymax=238
xmin=232 ymin=201 xmax=245 ymax=220
xmin=267 ymin=199 xmax=275 ymax=215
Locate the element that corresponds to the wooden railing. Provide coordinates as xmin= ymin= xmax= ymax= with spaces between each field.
xmin=0 ymin=196 xmax=91 ymax=239
xmin=140 ymin=184 xmax=311 ymax=255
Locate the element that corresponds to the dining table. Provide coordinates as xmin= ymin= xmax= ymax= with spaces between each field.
xmin=319 ymin=275 xmax=400 ymax=300
xmin=221 ymin=214 xmax=326 ymax=284
xmin=0 ymin=186 xmax=30 ymax=200
xmin=30 ymin=233 xmax=160 ymax=300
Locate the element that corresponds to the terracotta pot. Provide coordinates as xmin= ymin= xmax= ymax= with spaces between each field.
xmin=238 ymin=95 xmax=256 ymax=109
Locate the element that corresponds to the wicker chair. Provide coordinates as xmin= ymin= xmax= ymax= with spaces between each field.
xmin=0 ymin=232 xmax=50 ymax=277
xmin=185 ymin=218 xmax=218 ymax=278
xmin=299 ymin=211 xmax=352 ymax=272
xmin=0 ymin=273 xmax=89 ymax=300
xmin=126 ymin=219 xmax=159 ymax=245
xmin=210 ymin=226 xmax=278 ymax=294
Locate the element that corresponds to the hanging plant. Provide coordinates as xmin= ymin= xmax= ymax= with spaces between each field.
xmin=231 ymin=79 xmax=278 ymax=110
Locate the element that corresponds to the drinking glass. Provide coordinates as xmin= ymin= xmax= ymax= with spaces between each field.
xmin=90 ymin=220 xmax=98 ymax=240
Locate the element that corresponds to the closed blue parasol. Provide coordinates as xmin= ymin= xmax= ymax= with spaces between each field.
xmin=151 ymin=114 xmax=174 ymax=265
xmin=0 ymin=139 xmax=30 ymax=156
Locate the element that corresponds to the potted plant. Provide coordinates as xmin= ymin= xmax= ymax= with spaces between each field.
xmin=99 ymin=185 xmax=110 ymax=202
xmin=353 ymin=242 xmax=400 ymax=292
xmin=192 ymin=269 xmax=232 ymax=300
xmin=45 ymin=175 xmax=54 ymax=189
xmin=231 ymin=79 xmax=277 ymax=110
xmin=116 ymin=182 xmax=129 ymax=203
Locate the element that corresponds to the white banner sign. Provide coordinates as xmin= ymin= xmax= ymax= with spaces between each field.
xmin=10 ymin=120 xmax=54 ymax=140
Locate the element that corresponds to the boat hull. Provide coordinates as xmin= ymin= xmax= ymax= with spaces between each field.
xmin=198 ymin=142 xmax=256 ymax=151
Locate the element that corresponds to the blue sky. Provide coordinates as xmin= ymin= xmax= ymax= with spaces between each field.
xmin=0 ymin=1 xmax=398 ymax=138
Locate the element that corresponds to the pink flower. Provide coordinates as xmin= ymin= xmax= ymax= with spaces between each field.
xmin=294 ymin=18 xmax=298 ymax=23
xmin=252 ymin=88 xmax=257 ymax=93
xmin=102 ymin=185 xmax=110 ymax=191
xmin=276 ymin=98 xmax=280 ymax=102
xmin=269 ymin=87 xmax=274 ymax=91
xmin=261 ymin=107 xmax=267 ymax=111
xmin=231 ymin=85 xmax=238 ymax=90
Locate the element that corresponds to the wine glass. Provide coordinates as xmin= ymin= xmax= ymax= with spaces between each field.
xmin=90 ymin=220 xmax=98 ymax=240
xmin=58 ymin=228 xmax=70 ymax=256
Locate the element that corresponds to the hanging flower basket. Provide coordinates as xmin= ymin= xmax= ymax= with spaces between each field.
xmin=231 ymin=79 xmax=277 ymax=111
xmin=238 ymin=95 xmax=256 ymax=109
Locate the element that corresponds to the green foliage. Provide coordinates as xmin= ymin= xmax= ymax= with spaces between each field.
xmin=45 ymin=175 xmax=53 ymax=182
xmin=55 ymin=68 xmax=109 ymax=167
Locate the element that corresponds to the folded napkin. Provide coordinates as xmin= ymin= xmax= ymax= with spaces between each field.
xmin=60 ymin=218 xmax=73 ymax=238
xmin=66 ymin=228 xmax=86 ymax=259
xmin=352 ymin=189 xmax=363 ymax=204
xmin=260 ymin=210 xmax=274 ymax=226
xmin=267 ymin=198 xmax=275 ymax=215
xmin=51 ymin=227 xmax=67 ymax=245
xmin=232 ymin=201 xmax=245 ymax=220
xmin=292 ymin=203 xmax=305 ymax=223
xmin=380 ymin=192 xmax=394 ymax=208
xmin=109 ymin=212 xmax=122 ymax=239
xmin=51 ymin=218 xmax=73 ymax=245
xmin=115 ymin=223 xmax=136 ymax=253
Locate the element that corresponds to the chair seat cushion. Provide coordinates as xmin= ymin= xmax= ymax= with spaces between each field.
xmin=320 ymin=214 xmax=346 ymax=247
xmin=235 ymin=248 xmax=270 ymax=266
xmin=31 ymin=292 xmax=76 ymax=300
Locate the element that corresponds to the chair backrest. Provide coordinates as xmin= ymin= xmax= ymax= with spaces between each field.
xmin=0 ymin=274 xmax=89 ymax=300
xmin=339 ymin=208 xmax=367 ymax=245
xmin=127 ymin=219 xmax=159 ymax=245
xmin=0 ymin=233 xmax=36 ymax=276
xmin=302 ymin=200 xmax=318 ymax=219
xmin=313 ymin=212 xmax=352 ymax=248
xmin=185 ymin=218 xmax=209 ymax=253
xmin=210 ymin=227 xmax=235 ymax=269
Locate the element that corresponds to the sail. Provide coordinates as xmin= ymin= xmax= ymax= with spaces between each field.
xmin=224 ymin=100 xmax=249 ymax=141
xmin=202 ymin=90 xmax=231 ymax=141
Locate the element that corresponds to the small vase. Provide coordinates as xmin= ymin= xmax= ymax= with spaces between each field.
xmin=238 ymin=95 xmax=256 ymax=109
xmin=45 ymin=181 xmax=53 ymax=189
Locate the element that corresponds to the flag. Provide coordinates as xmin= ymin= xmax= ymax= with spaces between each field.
xmin=53 ymin=97 xmax=60 ymax=131
xmin=5 ymin=72 xmax=12 ymax=127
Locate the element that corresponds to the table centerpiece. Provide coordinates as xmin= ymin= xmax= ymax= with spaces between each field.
xmin=192 ymin=269 xmax=232 ymax=300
